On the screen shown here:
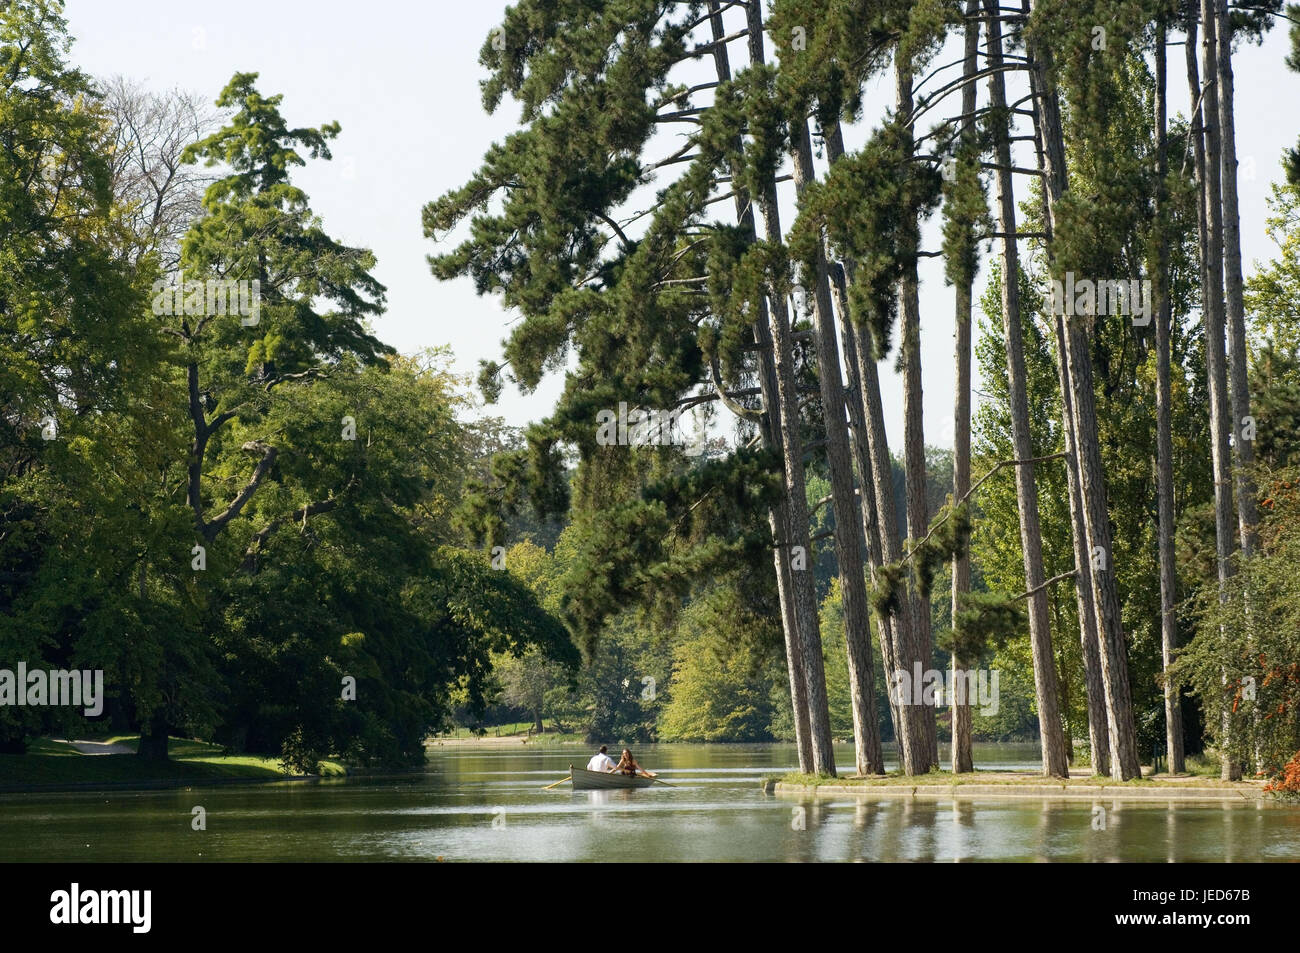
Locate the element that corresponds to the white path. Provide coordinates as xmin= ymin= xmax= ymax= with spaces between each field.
xmin=50 ymin=738 xmax=136 ymax=755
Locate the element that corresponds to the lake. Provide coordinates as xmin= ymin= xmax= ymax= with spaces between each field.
xmin=3 ymin=743 xmax=1299 ymax=861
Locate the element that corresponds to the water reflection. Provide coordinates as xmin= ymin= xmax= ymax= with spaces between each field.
xmin=0 ymin=742 xmax=1297 ymax=862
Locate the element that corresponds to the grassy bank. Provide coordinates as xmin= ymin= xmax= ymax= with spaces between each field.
xmin=768 ymin=768 xmax=1271 ymax=801
xmin=0 ymin=736 xmax=346 ymax=790
xmin=430 ymin=724 xmax=586 ymax=745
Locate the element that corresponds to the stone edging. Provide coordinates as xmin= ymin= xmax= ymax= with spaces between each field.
xmin=767 ymin=781 xmax=1268 ymax=802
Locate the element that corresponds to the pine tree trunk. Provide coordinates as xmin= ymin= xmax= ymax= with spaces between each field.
xmin=773 ymin=503 xmax=814 ymax=769
xmin=706 ymin=0 xmax=813 ymax=772
xmin=986 ymin=8 xmax=1068 ymax=777
xmin=833 ymin=259 xmax=903 ymax=762
xmin=1023 ymin=0 xmax=1140 ymax=780
xmin=1191 ymin=3 xmax=1242 ymax=782
xmin=825 ymin=123 xmax=926 ymax=775
xmin=950 ymin=0 xmax=979 ymax=776
xmin=761 ymin=203 xmax=835 ymax=779
xmin=1019 ymin=10 xmax=1107 ymax=773
xmin=1053 ymin=595 xmax=1075 ymax=762
xmin=1214 ymin=0 xmax=1262 ymax=778
xmin=1154 ymin=21 xmax=1185 ymax=775
xmin=950 ymin=273 xmax=975 ymax=775
xmin=792 ymin=118 xmax=883 ymax=775
xmin=745 ymin=0 xmax=835 ymax=775
xmin=895 ymin=55 xmax=939 ymax=772
xmin=1213 ymin=0 xmax=1259 ymax=561
xmin=1050 ymin=316 xmax=1110 ymax=776
xmin=856 ymin=311 xmax=928 ymax=774
xmin=1062 ymin=322 xmax=1142 ymax=780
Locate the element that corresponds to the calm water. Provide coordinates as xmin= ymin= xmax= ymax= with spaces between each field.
xmin=2 ymin=743 xmax=1299 ymax=861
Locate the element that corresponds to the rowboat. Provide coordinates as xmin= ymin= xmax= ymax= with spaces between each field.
xmin=567 ymin=764 xmax=657 ymax=790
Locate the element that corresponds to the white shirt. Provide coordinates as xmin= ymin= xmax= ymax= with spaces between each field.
xmin=586 ymin=752 xmax=616 ymax=772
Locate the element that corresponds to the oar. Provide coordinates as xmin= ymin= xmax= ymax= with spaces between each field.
xmin=543 ymin=776 xmax=571 ymax=790
xmin=648 ymin=775 xmax=676 ymax=787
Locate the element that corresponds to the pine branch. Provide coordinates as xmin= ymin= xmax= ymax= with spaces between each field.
xmin=1015 ymin=569 xmax=1078 ymax=602
xmin=900 ymin=452 xmax=1067 ymax=564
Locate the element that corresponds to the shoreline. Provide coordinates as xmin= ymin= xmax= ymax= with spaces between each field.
xmin=768 ymin=776 xmax=1275 ymax=803
xmin=425 ymin=735 xmax=583 ymax=747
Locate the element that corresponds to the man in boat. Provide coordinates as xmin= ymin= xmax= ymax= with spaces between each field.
xmin=585 ymin=745 xmax=617 ymax=773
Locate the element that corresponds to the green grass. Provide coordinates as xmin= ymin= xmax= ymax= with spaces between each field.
xmin=0 ymin=736 xmax=346 ymax=789
xmin=430 ymin=723 xmax=586 ymax=744
xmin=1182 ymin=753 xmax=1223 ymax=778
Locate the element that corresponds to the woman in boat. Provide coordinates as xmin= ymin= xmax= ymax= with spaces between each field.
xmin=614 ymin=748 xmax=653 ymax=778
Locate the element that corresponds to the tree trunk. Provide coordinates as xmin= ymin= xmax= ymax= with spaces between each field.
xmin=1192 ymin=3 xmax=1242 ymax=782
xmin=1213 ymin=0 xmax=1259 ymax=561
xmin=833 ymin=259 xmax=903 ymax=762
xmin=1022 ymin=0 xmax=1107 ymax=777
xmin=1053 ymin=594 xmax=1075 ymax=761
xmin=774 ymin=504 xmax=814 ymax=769
xmin=707 ymin=0 xmax=813 ymax=772
xmin=986 ymin=5 xmax=1068 ymax=777
xmin=895 ymin=54 xmax=939 ymax=772
xmin=825 ymin=123 xmax=926 ymax=775
xmin=746 ymin=0 xmax=835 ymax=775
xmin=950 ymin=0 xmax=979 ymax=776
xmin=1024 ymin=0 xmax=1141 ymax=780
xmin=949 ymin=275 xmax=974 ymax=775
xmin=1154 ymin=21 xmax=1185 ymax=775
xmin=792 ymin=118 xmax=883 ymax=775
xmin=137 ymin=715 xmax=170 ymax=760
xmin=1050 ymin=316 xmax=1110 ymax=776
xmin=1062 ymin=322 xmax=1142 ymax=780
xmin=1214 ymin=0 xmax=1262 ymax=777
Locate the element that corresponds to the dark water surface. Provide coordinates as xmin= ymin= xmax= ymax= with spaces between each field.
xmin=2 ymin=743 xmax=1298 ymax=861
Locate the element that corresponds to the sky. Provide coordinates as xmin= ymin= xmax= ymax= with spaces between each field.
xmin=62 ymin=0 xmax=1300 ymax=453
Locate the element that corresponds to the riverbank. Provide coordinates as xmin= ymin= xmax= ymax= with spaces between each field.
xmin=0 ymin=736 xmax=346 ymax=793
xmin=768 ymin=770 xmax=1272 ymax=802
xmin=426 ymin=730 xmax=585 ymax=746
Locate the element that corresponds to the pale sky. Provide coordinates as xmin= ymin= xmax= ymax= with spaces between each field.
xmin=63 ymin=0 xmax=1300 ymax=452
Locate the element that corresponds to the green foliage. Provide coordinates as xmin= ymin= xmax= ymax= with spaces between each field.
xmin=1174 ymin=466 xmax=1300 ymax=775
xmin=947 ymin=590 xmax=1025 ymax=663
xmin=790 ymin=117 xmax=942 ymax=357
xmin=658 ymin=582 xmax=786 ymax=743
xmin=0 ymin=13 xmax=578 ymax=768
xmin=1283 ymin=3 xmax=1300 ymax=185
